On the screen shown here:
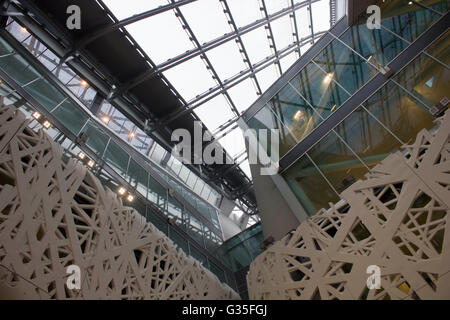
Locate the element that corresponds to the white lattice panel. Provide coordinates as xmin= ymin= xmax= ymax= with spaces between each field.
xmin=0 ymin=102 xmax=239 ymax=300
xmin=247 ymin=110 xmax=450 ymax=300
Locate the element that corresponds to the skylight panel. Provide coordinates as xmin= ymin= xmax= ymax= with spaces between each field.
xmin=271 ymin=15 xmax=294 ymax=51
xmin=256 ymin=63 xmax=279 ymax=92
xmin=102 ymin=0 xmax=168 ymax=20
xmin=227 ymin=0 xmax=261 ymax=28
xmin=227 ymin=78 xmax=259 ymax=113
xmin=295 ymin=6 xmax=312 ymax=39
xmin=311 ymin=0 xmax=331 ymax=33
xmin=219 ymin=127 xmax=246 ymax=159
xmin=163 ymin=56 xmax=216 ymax=102
xmin=241 ymin=27 xmax=273 ymax=65
xmin=180 ymin=0 xmax=230 ymax=44
xmin=264 ymin=0 xmax=290 ymax=15
xmin=280 ymin=51 xmax=298 ymax=73
xmin=193 ymin=94 xmax=235 ymax=133
xmin=206 ymin=40 xmax=247 ymax=82
xmin=125 ymin=10 xmax=194 ymax=65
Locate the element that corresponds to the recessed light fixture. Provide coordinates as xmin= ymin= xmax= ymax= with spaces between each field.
xmin=32 ymin=111 xmax=41 ymax=120
xmin=77 ymin=152 xmax=86 ymax=160
xmin=118 ymin=187 xmax=126 ymax=196
xmin=87 ymin=160 xmax=95 ymax=168
xmin=80 ymin=80 xmax=89 ymax=87
xmin=21 ymin=27 xmax=28 ymax=33
xmin=42 ymin=120 xmax=52 ymax=129
xmin=126 ymin=194 xmax=135 ymax=202
xmin=101 ymin=115 xmax=110 ymax=124
xmin=323 ymin=73 xmax=333 ymax=84
xmin=129 ymin=131 xmax=136 ymax=139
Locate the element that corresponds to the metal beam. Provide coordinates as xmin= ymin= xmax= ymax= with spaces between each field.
xmin=156 ymin=32 xmax=326 ymax=128
xmin=70 ymin=0 xmax=197 ymax=52
xmin=259 ymin=0 xmax=283 ymax=75
xmin=107 ymin=0 xmax=321 ymax=99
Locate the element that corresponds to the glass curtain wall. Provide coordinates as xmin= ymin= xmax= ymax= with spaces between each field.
xmin=5 ymin=19 xmax=223 ymax=209
xmin=0 ymin=36 xmax=224 ymax=253
xmin=246 ymin=0 xmax=449 ymax=216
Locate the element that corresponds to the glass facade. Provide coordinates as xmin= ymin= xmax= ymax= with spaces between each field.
xmin=4 ymin=19 xmax=223 ymax=210
xmin=0 ymin=28 xmax=239 ymax=285
xmin=216 ymin=223 xmax=264 ymax=272
xmin=246 ymin=0 xmax=449 ymax=216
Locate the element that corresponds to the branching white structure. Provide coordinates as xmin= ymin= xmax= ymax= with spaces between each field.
xmin=247 ymin=110 xmax=450 ymax=300
xmin=0 ymin=101 xmax=239 ymax=300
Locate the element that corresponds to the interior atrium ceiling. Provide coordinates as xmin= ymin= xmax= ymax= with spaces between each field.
xmin=102 ymin=0 xmax=334 ymax=180
xmin=9 ymin=0 xmax=337 ymax=227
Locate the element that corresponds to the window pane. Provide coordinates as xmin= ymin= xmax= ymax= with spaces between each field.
xmin=307 ymin=130 xmax=369 ymax=194
xmin=187 ymin=214 xmax=204 ymax=247
xmin=168 ymin=195 xmax=184 ymax=226
xmin=52 ymin=100 xmax=88 ymax=135
xmin=268 ymin=83 xmax=323 ymax=143
xmin=127 ymin=159 xmax=148 ymax=198
xmin=380 ymin=0 xmax=442 ymax=42
xmin=103 ymin=140 xmax=129 ymax=176
xmin=24 ymin=78 xmax=66 ymax=111
xmin=426 ymin=30 xmax=450 ymax=66
xmin=339 ymin=19 xmax=408 ymax=67
xmin=364 ymin=81 xmax=436 ymax=145
xmin=290 ymin=62 xmax=350 ymax=120
xmin=313 ymin=38 xmax=377 ymax=95
xmin=80 ymin=121 xmax=110 ymax=156
xmin=282 ymin=155 xmax=340 ymax=216
xmin=247 ymin=104 xmax=297 ymax=160
xmin=394 ymin=53 xmax=450 ymax=108
xmin=169 ymin=227 xmax=189 ymax=254
xmin=189 ymin=245 xmax=207 ymax=266
xmin=148 ymin=176 xmax=167 ymax=212
xmin=334 ymin=107 xmax=402 ymax=169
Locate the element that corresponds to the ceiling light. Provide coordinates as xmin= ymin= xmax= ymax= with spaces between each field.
xmin=323 ymin=73 xmax=333 ymax=84
xmin=118 ymin=187 xmax=126 ymax=196
xmin=42 ymin=120 xmax=51 ymax=129
xmin=129 ymin=131 xmax=136 ymax=139
xmin=101 ymin=115 xmax=110 ymax=124
xmin=32 ymin=111 xmax=41 ymax=120
xmin=87 ymin=160 xmax=95 ymax=168
xmin=77 ymin=152 xmax=86 ymax=160
xmin=80 ymin=80 xmax=89 ymax=87
xmin=21 ymin=27 xmax=28 ymax=33
xmin=293 ymin=110 xmax=304 ymax=121
xmin=126 ymin=194 xmax=135 ymax=202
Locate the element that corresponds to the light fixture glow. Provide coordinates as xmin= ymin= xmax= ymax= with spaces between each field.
xmin=21 ymin=27 xmax=28 ymax=33
xmin=323 ymin=73 xmax=333 ymax=84
xmin=293 ymin=110 xmax=304 ymax=121
xmin=126 ymin=194 xmax=135 ymax=202
xmin=101 ymin=115 xmax=110 ymax=124
xmin=129 ymin=131 xmax=136 ymax=139
xmin=331 ymin=104 xmax=337 ymax=112
xmin=80 ymin=80 xmax=89 ymax=87
xmin=87 ymin=160 xmax=95 ymax=168
xmin=118 ymin=187 xmax=126 ymax=195
xmin=77 ymin=152 xmax=86 ymax=160
xmin=42 ymin=120 xmax=51 ymax=129
xmin=32 ymin=111 xmax=41 ymax=120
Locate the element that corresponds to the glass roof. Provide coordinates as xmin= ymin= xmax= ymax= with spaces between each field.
xmin=102 ymin=0 xmax=332 ymax=182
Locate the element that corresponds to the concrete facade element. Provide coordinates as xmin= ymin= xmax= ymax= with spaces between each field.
xmin=247 ymin=110 xmax=450 ymax=300
xmin=0 ymin=102 xmax=239 ymax=300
